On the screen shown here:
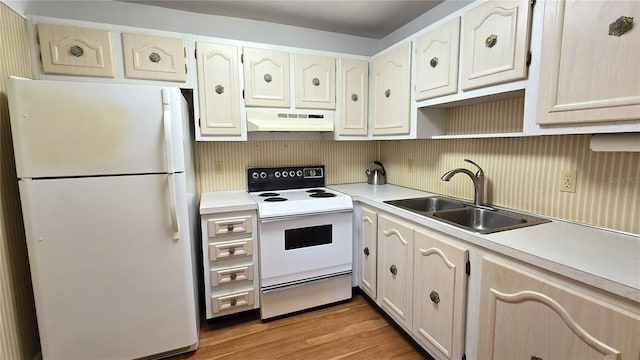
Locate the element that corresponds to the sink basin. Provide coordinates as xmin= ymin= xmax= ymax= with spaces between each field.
xmin=429 ymin=207 xmax=550 ymax=234
xmin=384 ymin=196 xmax=466 ymax=213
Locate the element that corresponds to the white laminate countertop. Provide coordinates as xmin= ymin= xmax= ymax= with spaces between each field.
xmin=200 ymin=190 xmax=257 ymax=215
xmin=329 ymin=183 xmax=640 ymax=303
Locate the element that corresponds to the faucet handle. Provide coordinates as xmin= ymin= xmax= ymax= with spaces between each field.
xmin=464 ymin=159 xmax=484 ymax=177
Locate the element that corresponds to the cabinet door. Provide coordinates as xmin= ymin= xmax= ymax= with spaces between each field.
xmin=294 ymin=53 xmax=335 ymax=109
xmin=378 ymin=214 xmax=414 ymax=329
xmin=536 ymin=0 xmax=640 ymax=125
xmin=372 ymin=42 xmax=411 ymax=136
xmin=37 ymin=23 xmax=114 ymax=77
xmin=359 ymin=206 xmax=377 ymax=299
xmin=243 ymin=47 xmax=290 ymax=108
xmin=338 ymin=58 xmax=369 ymax=136
xmin=122 ymin=33 xmax=186 ymax=82
xmin=415 ymin=17 xmax=461 ymax=101
xmin=196 ymin=42 xmax=242 ymax=136
xmin=478 ymin=258 xmax=640 ymax=360
xmin=461 ymin=0 xmax=532 ymax=90
xmin=413 ymin=228 xmax=468 ymax=360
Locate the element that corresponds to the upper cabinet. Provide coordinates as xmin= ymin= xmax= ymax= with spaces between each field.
xmin=195 ymin=41 xmax=242 ymax=137
xmin=461 ymin=0 xmax=532 ymax=90
xmin=536 ymin=0 xmax=640 ymax=125
xmin=415 ymin=17 xmax=461 ymax=101
xmin=294 ymin=53 xmax=335 ymax=109
xmin=122 ymin=33 xmax=186 ymax=82
xmin=372 ymin=42 xmax=412 ymax=136
xmin=37 ymin=23 xmax=114 ymax=77
xmin=243 ymin=47 xmax=291 ymax=108
xmin=338 ymin=58 xmax=369 ymax=136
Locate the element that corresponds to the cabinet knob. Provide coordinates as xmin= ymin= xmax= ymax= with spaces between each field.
xmin=70 ymin=45 xmax=84 ymax=57
xmin=609 ymin=16 xmax=634 ymax=36
xmin=149 ymin=52 xmax=161 ymax=63
xmin=530 ymin=356 xmax=543 ymax=360
xmin=385 ymin=89 xmax=391 ymax=98
xmin=351 ymin=93 xmax=359 ymax=102
xmin=227 ymin=224 xmax=234 ymax=231
xmin=230 ymin=299 xmax=237 ymax=306
xmin=429 ymin=290 xmax=440 ymax=304
xmin=430 ymin=57 xmax=438 ymax=68
xmin=215 ymin=85 xmax=225 ymax=94
xmin=264 ymin=73 xmax=273 ymax=83
xmin=312 ymin=77 xmax=320 ymax=86
xmin=230 ymin=273 xmax=237 ymax=280
xmin=485 ymin=34 xmax=498 ymax=48
xmin=228 ymin=247 xmax=236 ymax=255
xmin=363 ymin=247 xmax=370 ymax=256
xmin=390 ymin=264 xmax=398 ymax=275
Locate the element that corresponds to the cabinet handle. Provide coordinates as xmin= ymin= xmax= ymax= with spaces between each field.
xmin=70 ymin=45 xmax=84 ymax=57
xmin=228 ymin=247 xmax=236 ymax=255
xmin=312 ymin=77 xmax=320 ymax=86
xmin=430 ymin=57 xmax=438 ymax=68
xmin=385 ymin=89 xmax=391 ymax=98
xmin=390 ymin=264 xmax=398 ymax=275
xmin=230 ymin=299 xmax=237 ymax=306
xmin=609 ymin=16 xmax=634 ymax=36
xmin=230 ymin=273 xmax=237 ymax=280
xmin=530 ymin=356 xmax=543 ymax=360
xmin=485 ymin=34 xmax=498 ymax=48
xmin=363 ymin=247 xmax=369 ymax=256
xmin=429 ymin=290 xmax=440 ymax=304
xmin=149 ymin=52 xmax=161 ymax=63
xmin=227 ymin=223 xmax=234 ymax=231
xmin=264 ymin=73 xmax=273 ymax=83
xmin=351 ymin=93 xmax=358 ymax=102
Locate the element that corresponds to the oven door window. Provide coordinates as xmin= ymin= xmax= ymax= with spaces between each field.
xmin=284 ymin=224 xmax=332 ymax=250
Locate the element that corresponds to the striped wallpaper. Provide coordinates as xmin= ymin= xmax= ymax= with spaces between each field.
xmin=447 ymin=96 xmax=524 ymax=135
xmin=0 ymin=3 xmax=41 ymax=360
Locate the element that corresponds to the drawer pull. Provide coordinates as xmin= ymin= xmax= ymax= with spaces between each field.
xmin=429 ymin=290 xmax=440 ymax=304
xmin=485 ymin=34 xmax=498 ymax=48
xmin=430 ymin=57 xmax=438 ymax=68
xmin=230 ymin=299 xmax=237 ymax=306
xmin=230 ymin=273 xmax=237 ymax=280
xmin=609 ymin=16 xmax=633 ymax=36
xmin=149 ymin=52 xmax=161 ymax=63
xmin=390 ymin=264 xmax=398 ymax=275
xmin=70 ymin=45 xmax=84 ymax=57
xmin=363 ymin=247 xmax=370 ymax=256
xmin=228 ymin=247 xmax=236 ymax=255
xmin=227 ymin=224 xmax=235 ymax=231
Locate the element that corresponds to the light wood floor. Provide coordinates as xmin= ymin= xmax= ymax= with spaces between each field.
xmin=174 ymin=294 xmax=430 ymax=360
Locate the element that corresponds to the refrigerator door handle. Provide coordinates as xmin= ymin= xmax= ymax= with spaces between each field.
xmin=168 ymin=173 xmax=180 ymax=240
xmin=162 ymin=89 xmax=175 ymax=174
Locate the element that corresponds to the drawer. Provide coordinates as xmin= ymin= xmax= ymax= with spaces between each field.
xmin=210 ymin=265 xmax=254 ymax=287
xmin=207 ymin=216 xmax=252 ymax=238
xmin=212 ymin=289 xmax=254 ymax=314
xmin=209 ymin=238 xmax=253 ymax=261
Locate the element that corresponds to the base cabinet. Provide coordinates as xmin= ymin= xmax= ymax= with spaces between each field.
xmin=359 ymin=206 xmax=378 ymax=299
xmin=478 ymin=258 xmax=640 ymax=360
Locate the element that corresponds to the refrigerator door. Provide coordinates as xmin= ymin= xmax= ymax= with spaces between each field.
xmin=19 ymin=173 xmax=197 ymax=359
xmin=7 ymin=78 xmax=185 ymax=178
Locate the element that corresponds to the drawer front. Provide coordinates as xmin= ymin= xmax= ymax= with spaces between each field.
xmin=209 ymin=238 xmax=253 ymax=261
xmin=212 ymin=289 xmax=255 ymax=314
xmin=207 ymin=216 xmax=252 ymax=238
xmin=210 ymin=265 xmax=254 ymax=287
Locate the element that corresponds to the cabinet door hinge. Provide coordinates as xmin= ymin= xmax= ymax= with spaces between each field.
xmin=36 ymin=32 xmax=40 ymax=44
xmin=526 ymin=50 xmax=532 ymax=66
xmin=465 ymin=261 xmax=471 ymax=276
xmin=185 ymin=64 xmax=187 ymax=74
xmin=531 ymin=0 xmax=536 ymax=8
xmin=242 ymin=90 xmax=245 ymax=99
xmin=462 ymin=354 xmax=467 ymax=360
xmin=194 ymin=49 xmax=197 ymax=59
xmin=241 ymin=53 xmax=243 ymax=63
xmin=183 ymin=47 xmax=187 ymax=58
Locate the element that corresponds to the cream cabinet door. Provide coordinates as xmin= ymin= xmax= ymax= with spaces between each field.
xmin=196 ymin=42 xmax=242 ymax=136
xmin=359 ymin=206 xmax=377 ymax=299
xmin=122 ymin=33 xmax=186 ymax=82
xmin=243 ymin=47 xmax=290 ymax=108
xmin=478 ymin=258 xmax=640 ymax=360
xmin=415 ymin=17 xmax=461 ymax=101
xmin=294 ymin=53 xmax=335 ymax=109
xmin=372 ymin=42 xmax=412 ymax=136
xmin=377 ymin=214 xmax=414 ymax=329
xmin=338 ymin=58 xmax=369 ymax=136
xmin=37 ymin=23 xmax=114 ymax=77
xmin=413 ymin=228 xmax=468 ymax=360
xmin=537 ymin=0 xmax=640 ymax=125
xmin=461 ymin=0 xmax=532 ymax=90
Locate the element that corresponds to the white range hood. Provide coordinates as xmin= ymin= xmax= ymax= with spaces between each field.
xmin=246 ymin=111 xmax=334 ymax=132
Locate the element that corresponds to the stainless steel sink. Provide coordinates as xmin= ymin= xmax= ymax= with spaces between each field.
xmin=384 ymin=196 xmax=550 ymax=234
xmin=384 ymin=196 xmax=467 ymax=214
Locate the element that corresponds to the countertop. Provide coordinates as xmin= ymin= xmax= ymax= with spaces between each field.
xmin=329 ymin=183 xmax=640 ymax=303
xmin=200 ymin=190 xmax=257 ymax=215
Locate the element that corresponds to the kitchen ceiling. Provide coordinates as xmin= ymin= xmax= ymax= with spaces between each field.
xmin=119 ymin=0 xmax=444 ymax=39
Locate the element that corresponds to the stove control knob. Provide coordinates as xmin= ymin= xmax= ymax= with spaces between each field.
xmin=309 ymin=169 xmax=316 ymax=177
xmin=289 ymin=170 xmax=296 ymax=177
xmin=296 ymin=170 xmax=303 ymax=177
xmin=251 ymin=172 xmax=259 ymax=179
xmin=260 ymin=172 xmax=267 ymax=179
xmin=274 ymin=171 xmax=281 ymax=178
xmin=282 ymin=171 xmax=288 ymax=178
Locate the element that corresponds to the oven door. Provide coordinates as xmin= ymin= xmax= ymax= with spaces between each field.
xmin=258 ymin=211 xmax=352 ymax=289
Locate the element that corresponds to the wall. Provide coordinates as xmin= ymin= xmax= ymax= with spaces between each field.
xmin=0 ymin=3 xmax=40 ymax=360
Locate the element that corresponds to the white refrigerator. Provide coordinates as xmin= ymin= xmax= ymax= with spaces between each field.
xmin=7 ymin=78 xmax=199 ymax=359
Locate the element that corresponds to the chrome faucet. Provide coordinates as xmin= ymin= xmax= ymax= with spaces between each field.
xmin=441 ymin=159 xmax=485 ymax=206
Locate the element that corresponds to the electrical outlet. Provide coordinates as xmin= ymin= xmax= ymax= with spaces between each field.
xmin=214 ymin=161 xmax=224 ymax=174
xmin=559 ymin=170 xmax=577 ymax=193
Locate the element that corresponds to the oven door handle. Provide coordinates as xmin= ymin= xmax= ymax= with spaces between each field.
xmin=259 ymin=209 xmax=353 ymax=223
